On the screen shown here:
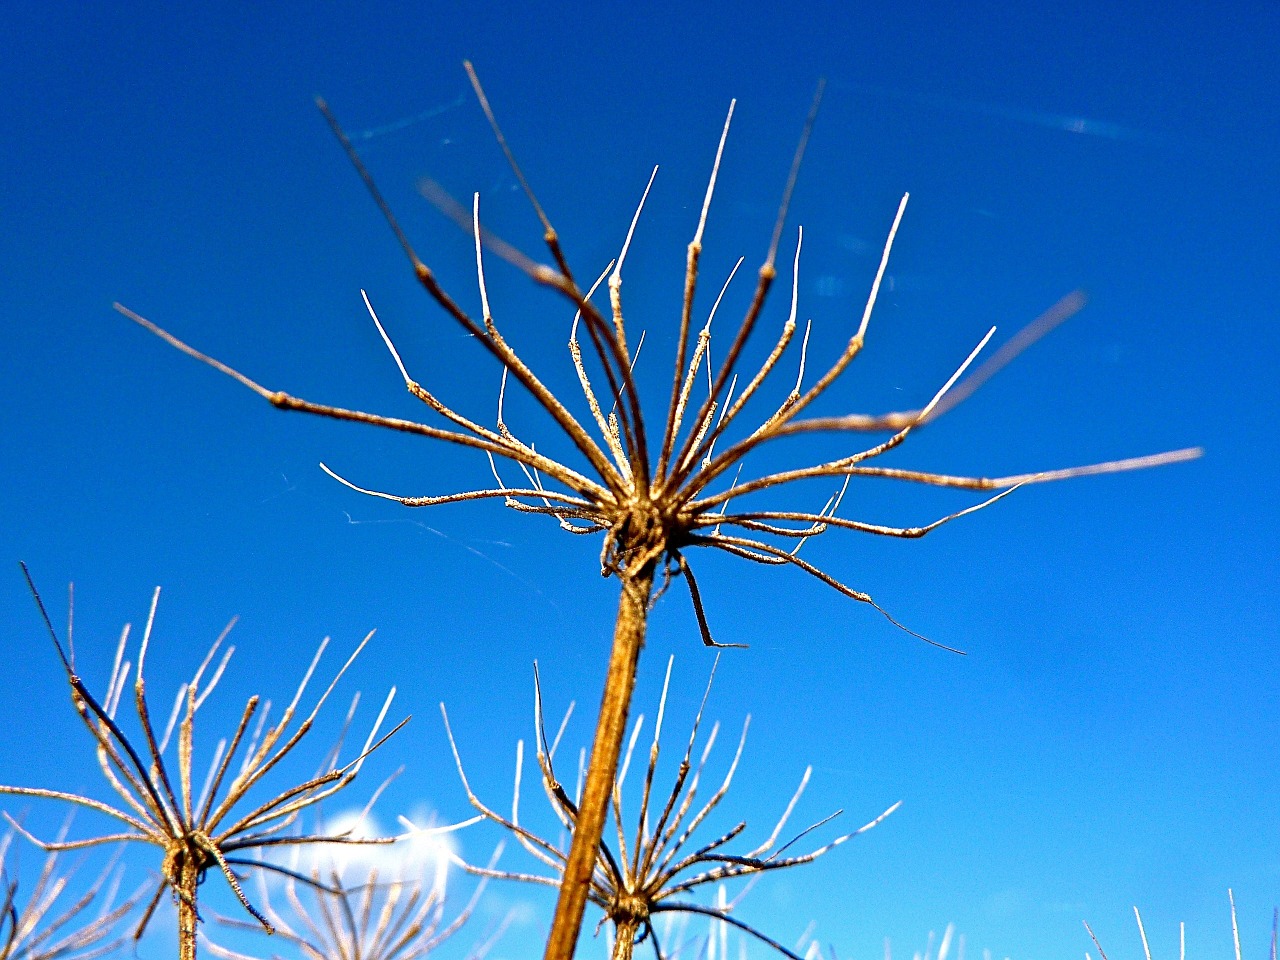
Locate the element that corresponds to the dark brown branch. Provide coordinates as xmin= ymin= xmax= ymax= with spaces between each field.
xmin=690 ymin=533 xmax=965 ymax=654
xmin=313 ymin=99 xmax=627 ymax=490
xmin=115 ymin=304 xmax=613 ymax=502
xmin=667 ymin=80 xmax=825 ymax=490
xmin=657 ymin=100 xmax=735 ymax=482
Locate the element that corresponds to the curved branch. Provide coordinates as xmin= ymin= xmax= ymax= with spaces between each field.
xmin=674 ymin=553 xmax=747 ymax=650
xmin=704 ymin=483 xmax=1024 ymax=540
xmin=657 ymin=99 xmax=736 ymax=481
xmin=667 ymin=82 xmax=825 ymax=489
xmin=115 ymin=304 xmax=613 ymax=502
xmin=693 ymin=447 xmax=1203 ymax=510
xmin=361 ymin=290 xmax=509 ymax=447
xmin=690 ymin=533 xmax=965 ymax=654
xmin=692 ymin=316 xmax=994 ymax=509
xmin=707 ymin=230 xmax=804 ymax=448
xmin=648 ymin=903 xmax=805 ymax=960
xmin=0 ymin=812 xmax=153 ymax=851
xmin=313 ymin=98 xmax=627 ymax=492
xmin=685 ymin=192 xmax=908 ymax=495
xmin=460 ymin=65 xmax=650 ymax=484
xmin=319 ymin=463 xmax=595 ymax=510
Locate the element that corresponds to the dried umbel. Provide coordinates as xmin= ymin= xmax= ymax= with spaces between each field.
xmin=442 ymin=658 xmax=897 ymax=960
xmin=1 ymin=568 xmax=405 ymax=960
xmin=116 ymin=64 xmax=1200 ymax=958
xmin=208 ymin=846 xmax=509 ymax=960
xmin=0 ymin=827 xmax=138 ymax=960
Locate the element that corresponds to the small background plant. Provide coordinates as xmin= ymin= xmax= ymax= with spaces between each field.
xmin=0 ymin=574 xmax=404 ymax=960
xmin=442 ymin=657 xmax=898 ymax=959
xmin=0 ymin=827 xmax=138 ymax=960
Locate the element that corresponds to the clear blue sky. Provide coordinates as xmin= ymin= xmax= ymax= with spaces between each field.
xmin=1 ymin=2 xmax=1276 ymax=958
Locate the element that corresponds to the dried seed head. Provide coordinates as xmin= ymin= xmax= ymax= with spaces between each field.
xmin=112 ymin=67 xmax=1201 ymax=960
xmin=2 ymin=569 xmax=406 ymax=960
xmin=443 ymin=658 xmax=897 ymax=960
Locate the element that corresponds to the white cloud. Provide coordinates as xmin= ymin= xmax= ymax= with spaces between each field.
xmin=266 ymin=806 xmax=466 ymax=899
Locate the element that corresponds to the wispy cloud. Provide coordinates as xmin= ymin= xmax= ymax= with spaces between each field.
xmin=834 ymin=79 xmax=1154 ymax=142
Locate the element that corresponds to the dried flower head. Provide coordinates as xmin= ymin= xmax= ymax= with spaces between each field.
xmin=208 ymin=829 xmax=510 ymax=960
xmin=442 ymin=657 xmax=897 ymax=960
xmin=2 ymin=567 xmax=406 ymax=960
xmin=0 ymin=825 xmax=138 ymax=960
xmin=114 ymin=64 xmax=1200 ymax=957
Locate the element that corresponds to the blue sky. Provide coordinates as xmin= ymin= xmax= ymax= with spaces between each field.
xmin=1 ymin=2 xmax=1277 ymax=958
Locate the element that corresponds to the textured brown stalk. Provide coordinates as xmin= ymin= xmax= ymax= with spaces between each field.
xmin=177 ymin=855 xmax=200 ymax=960
xmin=611 ymin=920 xmax=641 ymax=960
xmin=544 ymin=563 xmax=656 ymax=960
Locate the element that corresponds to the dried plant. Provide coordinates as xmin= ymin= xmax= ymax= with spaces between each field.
xmin=207 ymin=835 xmax=510 ymax=960
xmin=0 ymin=826 xmax=138 ymax=960
xmin=440 ymin=657 xmax=897 ymax=960
xmin=1082 ymin=890 xmax=1274 ymax=960
xmin=114 ymin=63 xmax=1201 ymax=958
xmin=1 ymin=568 xmax=405 ymax=960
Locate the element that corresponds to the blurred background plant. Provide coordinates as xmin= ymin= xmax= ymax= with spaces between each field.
xmin=207 ymin=825 xmax=512 ymax=960
xmin=1084 ymin=892 xmax=1277 ymax=960
xmin=0 ymin=825 xmax=138 ymax=960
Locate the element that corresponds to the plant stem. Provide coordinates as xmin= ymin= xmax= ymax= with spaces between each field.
xmin=611 ymin=920 xmax=643 ymax=960
xmin=543 ymin=562 xmax=657 ymax=960
xmin=177 ymin=853 xmax=200 ymax=960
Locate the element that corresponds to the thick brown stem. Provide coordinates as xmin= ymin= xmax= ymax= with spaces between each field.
xmin=611 ymin=920 xmax=643 ymax=960
xmin=177 ymin=854 xmax=200 ymax=960
xmin=543 ymin=564 xmax=657 ymax=960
